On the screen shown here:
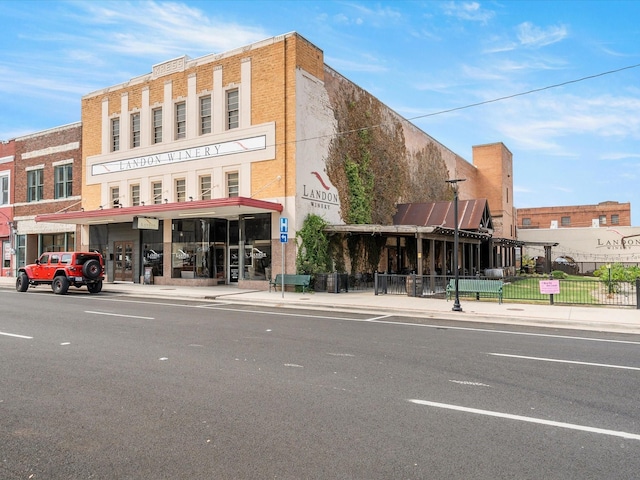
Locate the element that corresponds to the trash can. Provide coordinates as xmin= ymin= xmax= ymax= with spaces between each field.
xmin=406 ymin=274 xmax=422 ymax=297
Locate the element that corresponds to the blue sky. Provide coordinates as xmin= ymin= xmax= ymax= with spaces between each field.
xmin=1 ymin=0 xmax=639 ymax=224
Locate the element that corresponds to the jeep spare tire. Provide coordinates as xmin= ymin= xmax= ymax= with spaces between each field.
xmin=83 ymin=259 xmax=101 ymax=279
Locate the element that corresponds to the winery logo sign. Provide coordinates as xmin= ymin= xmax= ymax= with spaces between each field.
xmin=596 ymin=230 xmax=640 ymax=250
xmin=301 ymin=171 xmax=339 ymax=211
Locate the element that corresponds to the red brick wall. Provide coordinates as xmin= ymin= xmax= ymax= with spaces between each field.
xmin=517 ymin=201 xmax=631 ymax=229
xmin=14 ymin=123 xmax=83 ymax=217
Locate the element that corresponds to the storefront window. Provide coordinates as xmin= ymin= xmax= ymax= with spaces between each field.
xmin=141 ymin=225 xmax=164 ymax=277
xmin=242 ymin=214 xmax=272 ymax=280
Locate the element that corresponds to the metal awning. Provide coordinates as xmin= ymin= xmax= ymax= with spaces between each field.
xmin=35 ymin=197 xmax=283 ymax=225
xmin=324 ymin=224 xmax=491 ymax=240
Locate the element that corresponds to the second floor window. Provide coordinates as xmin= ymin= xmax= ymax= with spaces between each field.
xmin=131 ymin=112 xmax=141 ymax=148
xmin=175 ymin=102 xmax=186 ymax=139
xmin=0 ymin=174 xmax=8 ymax=205
xmin=522 ymin=218 xmax=531 ymax=226
xmin=153 ymin=108 xmax=163 ymax=144
xmin=111 ymin=118 xmax=120 ymax=152
xmin=200 ymin=95 xmax=212 ymax=134
xmin=152 ymin=181 xmax=163 ymax=204
xmin=561 ymin=216 xmax=571 ymax=226
xmin=612 ymin=214 xmax=619 ymax=225
xmin=175 ymin=178 xmax=186 ymax=202
xmin=27 ymin=169 xmax=44 ymax=202
xmin=111 ymin=186 xmax=120 ymax=208
xmin=200 ymin=175 xmax=211 ymax=200
xmin=226 ymin=89 xmax=239 ymax=129
xmin=54 ymin=164 xmax=72 ymax=199
xmin=227 ymin=172 xmax=239 ymax=198
xmin=131 ymin=184 xmax=140 ymax=207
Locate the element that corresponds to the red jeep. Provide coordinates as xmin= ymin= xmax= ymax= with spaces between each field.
xmin=16 ymin=251 xmax=105 ymax=295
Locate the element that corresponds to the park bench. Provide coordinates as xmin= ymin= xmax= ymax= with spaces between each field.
xmin=269 ymin=274 xmax=311 ymax=293
xmin=446 ymin=278 xmax=504 ymax=304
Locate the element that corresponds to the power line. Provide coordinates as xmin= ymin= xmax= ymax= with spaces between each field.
xmin=291 ymin=62 xmax=640 ymax=148
xmin=407 ymin=63 xmax=640 ymax=122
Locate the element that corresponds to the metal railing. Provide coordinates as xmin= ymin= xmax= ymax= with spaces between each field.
xmin=373 ymin=273 xmax=640 ymax=308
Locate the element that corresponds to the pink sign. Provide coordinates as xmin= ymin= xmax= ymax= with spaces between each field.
xmin=539 ymin=280 xmax=560 ymax=294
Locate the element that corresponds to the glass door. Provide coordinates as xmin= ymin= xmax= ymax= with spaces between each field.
xmin=114 ymin=241 xmax=134 ymax=282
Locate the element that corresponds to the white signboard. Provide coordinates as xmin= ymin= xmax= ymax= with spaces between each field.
xmin=92 ymin=135 xmax=266 ymax=176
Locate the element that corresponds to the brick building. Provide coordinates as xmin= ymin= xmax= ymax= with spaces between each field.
xmin=517 ymin=201 xmax=639 ymax=271
xmin=517 ymin=201 xmax=631 ymax=229
xmin=0 ymin=139 xmax=15 ymax=277
xmin=35 ymin=32 xmax=516 ymax=286
xmin=13 ymin=123 xmax=83 ymax=269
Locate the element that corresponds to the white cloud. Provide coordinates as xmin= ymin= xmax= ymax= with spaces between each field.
xmin=65 ymin=1 xmax=270 ymax=58
xmin=441 ymin=1 xmax=495 ymax=23
xmin=517 ymin=22 xmax=568 ymax=48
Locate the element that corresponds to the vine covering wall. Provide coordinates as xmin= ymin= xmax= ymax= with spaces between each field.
xmin=324 ymin=68 xmax=452 ymax=226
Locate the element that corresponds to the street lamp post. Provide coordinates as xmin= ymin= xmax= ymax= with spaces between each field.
xmin=446 ymin=178 xmax=466 ymax=312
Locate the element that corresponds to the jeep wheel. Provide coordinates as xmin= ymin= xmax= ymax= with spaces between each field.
xmin=87 ymin=281 xmax=103 ymax=294
xmin=16 ymin=272 xmax=29 ymax=292
xmin=83 ymin=259 xmax=101 ymax=280
xmin=52 ymin=276 xmax=70 ymax=295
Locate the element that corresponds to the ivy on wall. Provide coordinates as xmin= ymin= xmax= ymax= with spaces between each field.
xmin=295 ymin=214 xmax=332 ymax=275
xmin=323 ymin=70 xmax=454 ymax=272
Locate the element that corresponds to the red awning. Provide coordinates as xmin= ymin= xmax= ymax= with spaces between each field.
xmin=35 ymin=197 xmax=283 ymax=225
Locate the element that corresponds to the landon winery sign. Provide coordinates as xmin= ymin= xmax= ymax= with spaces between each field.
xmin=596 ymin=237 xmax=640 ymax=250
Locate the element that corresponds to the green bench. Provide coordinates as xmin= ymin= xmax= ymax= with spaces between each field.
xmin=446 ymin=278 xmax=504 ymax=304
xmin=269 ymin=274 xmax=311 ymax=293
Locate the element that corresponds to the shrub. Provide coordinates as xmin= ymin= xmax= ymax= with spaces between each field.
xmin=551 ymin=270 xmax=567 ymax=279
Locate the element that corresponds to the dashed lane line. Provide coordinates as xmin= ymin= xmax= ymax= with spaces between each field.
xmin=408 ymin=399 xmax=640 ymax=441
xmin=488 ymin=352 xmax=640 ymax=371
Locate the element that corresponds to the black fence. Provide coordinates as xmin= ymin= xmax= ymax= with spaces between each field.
xmin=373 ymin=273 xmax=640 ymax=308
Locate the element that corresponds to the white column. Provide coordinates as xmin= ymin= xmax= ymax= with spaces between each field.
xmin=187 ymin=73 xmax=197 ymax=139
xmin=240 ymin=57 xmax=251 ymax=129
xmin=163 ymin=81 xmax=173 ymax=141
xmin=213 ymin=66 xmax=223 ymax=133
xmin=141 ymin=87 xmax=150 ymax=146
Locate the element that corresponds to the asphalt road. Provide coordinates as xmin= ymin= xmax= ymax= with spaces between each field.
xmin=1 ymin=288 xmax=639 ymax=479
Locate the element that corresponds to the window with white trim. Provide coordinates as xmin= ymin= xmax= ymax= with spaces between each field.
xmin=175 ymin=178 xmax=186 ymax=203
xmin=175 ymin=102 xmax=186 ymax=139
xmin=131 ymin=184 xmax=140 ymax=207
xmin=200 ymin=95 xmax=211 ymax=135
xmin=199 ymin=175 xmax=211 ymax=200
xmin=27 ymin=169 xmax=44 ymax=202
xmin=111 ymin=117 xmax=120 ymax=152
xmin=152 ymin=181 xmax=163 ymax=204
xmin=0 ymin=174 xmax=8 ymax=205
xmin=226 ymin=89 xmax=239 ymax=130
xmin=111 ymin=186 xmax=120 ymax=208
xmin=131 ymin=112 xmax=141 ymax=148
xmin=54 ymin=164 xmax=72 ymax=199
xmin=153 ymin=108 xmax=162 ymax=144
xmin=226 ymin=172 xmax=239 ymax=198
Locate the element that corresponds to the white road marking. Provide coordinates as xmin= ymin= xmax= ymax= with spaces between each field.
xmin=85 ymin=310 xmax=154 ymax=320
xmin=284 ymin=363 xmax=304 ymax=368
xmin=408 ymin=399 xmax=640 ymax=441
xmin=88 ymin=296 xmax=640 ymax=345
xmin=488 ymin=352 xmax=640 ymax=371
xmin=366 ymin=315 xmax=392 ymax=321
xmin=449 ymin=380 xmax=491 ymax=387
xmin=0 ymin=331 xmax=33 ymax=339
xmin=327 ymin=353 xmax=355 ymax=357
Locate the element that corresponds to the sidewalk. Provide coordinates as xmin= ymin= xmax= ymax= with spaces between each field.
xmin=1 ymin=275 xmax=638 ymax=335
